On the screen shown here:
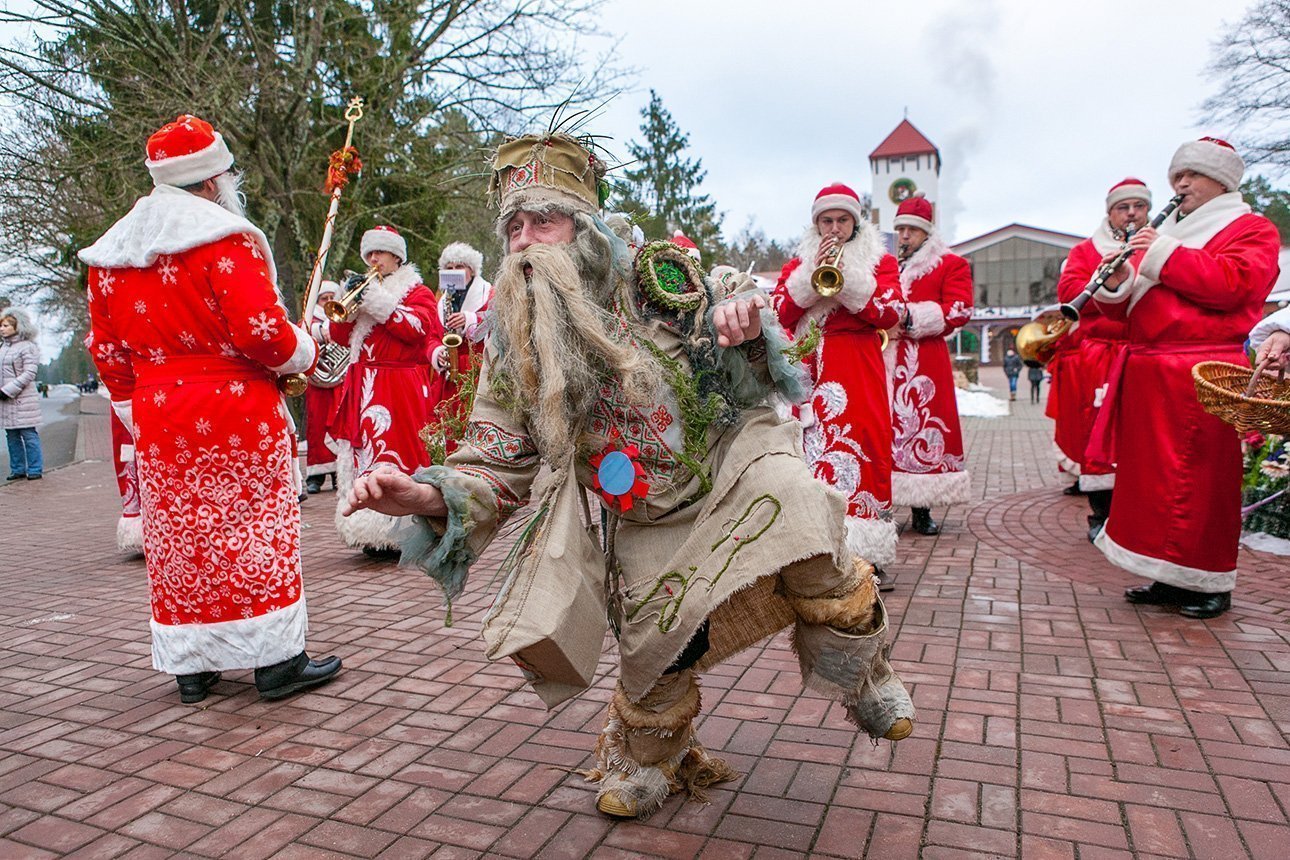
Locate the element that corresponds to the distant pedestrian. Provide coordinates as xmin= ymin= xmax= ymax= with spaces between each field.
xmin=1003 ymin=348 xmax=1022 ymax=401
xmin=1 ymin=308 xmax=44 ymax=481
xmin=1028 ymin=364 xmax=1044 ymax=403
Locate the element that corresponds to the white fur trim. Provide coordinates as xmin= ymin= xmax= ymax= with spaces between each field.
xmin=891 ymin=470 xmax=972 ymax=507
xmin=268 ymin=325 xmax=318 ymax=374
xmin=361 ymin=228 xmax=407 ymax=263
xmin=1077 ymin=472 xmax=1116 ymax=492
xmin=150 ymin=596 xmax=307 ymax=674
xmin=431 ymin=345 xmax=449 ymax=372
xmin=845 ymin=516 xmax=898 ymax=568
xmin=1249 ymin=306 xmax=1290 ymax=350
xmin=145 ymin=133 xmax=234 ymax=188
xmin=811 ymin=192 xmax=864 ymax=225
xmin=111 ymin=400 xmax=133 ymax=430
xmin=438 ymin=242 xmax=483 ymax=275
xmin=898 ymin=233 xmax=948 ymax=291
xmin=1136 ymin=233 xmax=1182 ymax=283
xmin=905 ymin=301 xmax=946 ymax=339
xmin=786 ymin=225 xmax=886 ymax=326
xmin=1090 ymin=217 xmax=1126 ymax=256
xmin=1106 ymin=184 xmax=1151 ymax=211
xmin=1053 ymin=441 xmax=1081 ymax=476
xmin=78 ymin=186 xmax=277 ymax=284
xmin=893 ymin=214 xmax=933 ymax=233
xmin=1169 ymin=140 xmax=1244 ymax=191
xmin=333 ymin=443 xmax=407 ymax=550
xmin=116 ymin=515 xmax=144 ymax=552
xmin=347 ymin=264 xmax=422 ymax=365
xmin=1095 ymin=527 xmax=1236 ymax=593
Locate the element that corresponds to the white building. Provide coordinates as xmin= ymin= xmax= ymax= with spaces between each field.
xmin=869 ymin=119 xmax=940 ymax=234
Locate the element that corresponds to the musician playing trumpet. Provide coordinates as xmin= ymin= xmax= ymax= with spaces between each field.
xmin=1089 ymin=139 xmax=1280 ymax=619
xmin=1051 ymin=178 xmax=1151 ymax=540
xmin=773 ymin=182 xmax=904 ymax=586
xmin=329 ymin=225 xmax=443 ymax=557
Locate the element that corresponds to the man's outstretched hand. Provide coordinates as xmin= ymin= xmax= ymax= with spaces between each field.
xmin=341 ymin=464 xmax=446 ymax=518
xmin=713 ymin=293 xmax=767 ymax=348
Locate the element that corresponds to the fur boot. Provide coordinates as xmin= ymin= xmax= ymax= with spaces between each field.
xmin=582 ymin=671 xmax=737 ymax=819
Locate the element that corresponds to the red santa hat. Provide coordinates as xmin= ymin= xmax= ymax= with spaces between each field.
xmin=145 ymin=115 xmax=235 ymax=188
xmin=438 ymin=241 xmax=483 ymax=276
xmin=672 ymin=230 xmax=702 ymax=262
xmin=1105 ymin=178 xmax=1151 ymax=211
xmin=1168 ymin=137 xmax=1245 ymax=191
xmin=360 ymin=225 xmax=407 ymax=263
xmin=811 ymin=182 xmax=865 ymax=226
xmin=892 ymin=192 xmax=935 ymax=233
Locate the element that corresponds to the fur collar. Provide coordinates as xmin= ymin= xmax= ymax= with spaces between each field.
xmin=784 ymin=222 xmax=886 ymax=333
xmin=78 ymin=185 xmax=276 ymax=283
xmin=898 ymin=233 xmax=949 ymax=293
xmin=347 ymin=263 xmax=423 ymax=365
xmin=1090 ymin=217 xmax=1125 ymax=256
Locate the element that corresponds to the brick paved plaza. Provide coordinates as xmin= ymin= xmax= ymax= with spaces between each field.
xmin=1 ymin=370 xmax=1287 ymax=859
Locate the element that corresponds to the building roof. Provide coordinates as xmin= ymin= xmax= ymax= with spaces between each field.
xmin=951 ymin=223 xmax=1084 ymax=257
xmin=869 ymin=119 xmax=939 ymax=160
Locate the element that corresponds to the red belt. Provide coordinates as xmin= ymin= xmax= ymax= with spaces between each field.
xmin=133 ymin=355 xmax=271 ymax=388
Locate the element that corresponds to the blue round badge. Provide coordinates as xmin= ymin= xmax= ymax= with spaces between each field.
xmin=597 ymin=450 xmax=636 ymax=496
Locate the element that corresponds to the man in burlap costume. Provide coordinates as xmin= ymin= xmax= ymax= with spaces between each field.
xmin=344 ymin=133 xmax=914 ymax=819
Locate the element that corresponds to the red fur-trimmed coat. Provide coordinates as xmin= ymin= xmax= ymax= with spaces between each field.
xmin=1053 ymin=225 xmax=1130 ymax=491
xmin=1091 ymin=194 xmax=1279 ymax=590
xmin=80 ymin=187 xmax=317 ymax=674
xmin=773 ymin=225 xmax=903 ymax=567
xmin=329 ymin=264 xmax=443 ymax=549
xmin=887 ymin=235 xmax=974 ymax=508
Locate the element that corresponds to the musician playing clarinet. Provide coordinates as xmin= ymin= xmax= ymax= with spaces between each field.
xmin=1054 ymin=178 xmax=1152 ymax=542
xmin=81 ymin=115 xmax=341 ymax=703
xmin=1091 ymin=138 xmax=1280 ymax=619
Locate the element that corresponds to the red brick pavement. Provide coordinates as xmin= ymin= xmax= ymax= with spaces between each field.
xmin=0 ymin=377 xmax=1286 ymax=858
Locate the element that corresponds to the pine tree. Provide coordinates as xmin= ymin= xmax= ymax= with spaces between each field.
xmin=1241 ymin=175 xmax=1290 ymax=239
xmin=616 ymin=90 xmax=723 ymax=257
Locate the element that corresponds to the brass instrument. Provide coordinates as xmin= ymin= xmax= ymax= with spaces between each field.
xmin=441 ymin=332 xmax=463 ymax=378
xmin=1015 ymin=309 xmax=1071 ymax=367
xmin=811 ymin=241 xmax=845 ymax=297
xmin=323 ymin=268 xmax=381 ymax=323
xmin=309 ymin=341 xmax=350 ymax=389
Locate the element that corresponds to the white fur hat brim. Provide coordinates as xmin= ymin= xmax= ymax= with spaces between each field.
xmin=1169 ymin=141 xmax=1245 ymax=191
xmin=361 ymin=228 xmax=407 ymax=263
xmin=1105 ymin=185 xmax=1151 ymax=211
xmin=145 ymin=133 xmax=235 ymax=188
xmin=893 ymin=214 xmax=934 ymax=233
xmin=438 ymin=242 xmax=483 ymax=275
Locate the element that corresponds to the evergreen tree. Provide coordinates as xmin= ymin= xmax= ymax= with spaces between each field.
xmin=616 ymin=90 xmax=723 ymax=256
xmin=1241 ymin=175 xmax=1290 ymax=239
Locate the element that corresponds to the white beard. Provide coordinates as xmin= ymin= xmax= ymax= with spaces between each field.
xmin=213 ymin=172 xmax=246 ymax=218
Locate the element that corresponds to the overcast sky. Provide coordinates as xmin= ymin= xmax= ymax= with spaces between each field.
xmin=587 ymin=0 xmax=1258 ymax=246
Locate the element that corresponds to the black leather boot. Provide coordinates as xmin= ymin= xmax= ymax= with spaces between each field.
xmin=1062 ymin=482 xmax=1084 ymax=496
xmin=255 ymin=651 xmax=342 ymax=701
xmin=305 ymin=475 xmax=324 ymax=494
xmin=176 ymin=671 xmax=221 ymax=704
xmin=1179 ymin=591 xmax=1231 ymax=619
xmin=1124 ymin=581 xmax=1187 ymax=606
xmin=911 ymin=507 xmax=940 ymax=536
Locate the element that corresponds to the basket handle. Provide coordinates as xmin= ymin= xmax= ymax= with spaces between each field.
xmin=1245 ymin=357 xmax=1287 ymax=398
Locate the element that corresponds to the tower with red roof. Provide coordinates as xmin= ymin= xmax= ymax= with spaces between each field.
xmin=869 ymin=119 xmax=940 ymax=234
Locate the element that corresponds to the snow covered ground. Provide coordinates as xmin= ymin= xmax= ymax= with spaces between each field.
xmin=1241 ymin=531 xmax=1290 ymax=557
xmin=956 ymin=384 xmax=1010 ymax=418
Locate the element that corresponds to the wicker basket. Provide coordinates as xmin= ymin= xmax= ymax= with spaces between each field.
xmin=1192 ymin=361 xmax=1290 ymax=435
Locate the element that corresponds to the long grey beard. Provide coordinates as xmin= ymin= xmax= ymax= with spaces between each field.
xmin=489 ymin=225 xmax=660 ymax=459
xmin=213 ymin=171 xmax=246 ymax=218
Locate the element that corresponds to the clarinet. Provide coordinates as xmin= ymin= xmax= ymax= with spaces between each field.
xmin=1059 ymin=194 xmax=1184 ymax=322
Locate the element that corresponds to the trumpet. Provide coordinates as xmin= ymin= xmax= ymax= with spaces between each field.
xmin=811 ymin=241 xmax=845 ymax=297
xmin=1059 ymin=194 xmax=1184 ymax=322
xmin=323 ymin=268 xmax=381 ymax=323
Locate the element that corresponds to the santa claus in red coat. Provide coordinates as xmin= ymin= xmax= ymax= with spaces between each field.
xmin=888 ymin=194 xmax=974 ymax=537
xmin=773 ymin=182 xmax=903 ymax=573
xmin=303 ymin=280 xmax=344 ymax=494
xmin=329 ymin=226 xmax=442 ymax=553
xmin=1055 ymin=178 xmax=1149 ymax=540
xmin=1091 ymin=138 xmax=1280 ymax=619
xmin=429 ymin=241 xmax=492 ymax=454
xmin=80 ymin=114 xmax=341 ymax=703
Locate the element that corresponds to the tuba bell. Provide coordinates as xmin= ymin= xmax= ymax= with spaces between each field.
xmin=811 ymin=242 xmax=845 ymax=297
xmin=323 ymin=268 xmax=381 ymax=323
xmin=1015 ymin=309 xmax=1072 ymax=368
xmin=308 ymin=341 xmax=351 ymax=388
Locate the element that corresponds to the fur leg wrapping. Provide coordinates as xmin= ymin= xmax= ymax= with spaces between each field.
xmin=791 ymin=584 xmax=915 ymax=741
xmin=583 ymin=672 xmax=737 ymax=819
